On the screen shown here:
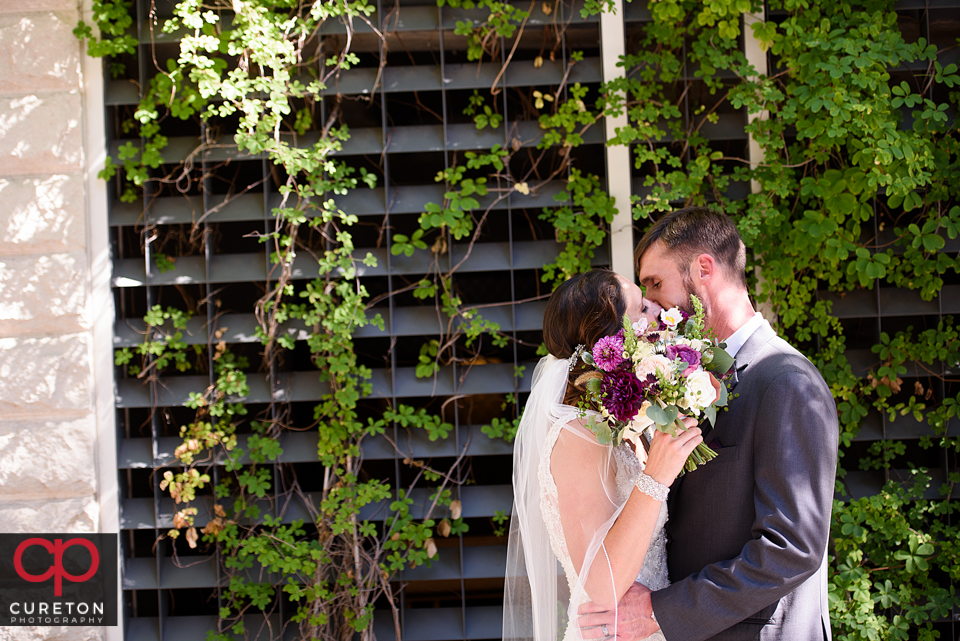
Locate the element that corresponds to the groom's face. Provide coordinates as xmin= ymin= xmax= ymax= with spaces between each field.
xmin=637 ymin=240 xmax=699 ymax=315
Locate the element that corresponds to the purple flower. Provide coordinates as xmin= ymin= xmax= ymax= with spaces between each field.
xmin=642 ymin=373 xmax=660 ymax=396
xmin=600 ymin=371 xmax=645 ymax=422
xmin=592 ymin=334 xmax=625 ymax=372
xmin=666 ymin=344 xmax=701 ymax=376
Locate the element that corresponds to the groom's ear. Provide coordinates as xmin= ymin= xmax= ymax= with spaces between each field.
xmin=693 ymin=253 xmax=715 ymax=283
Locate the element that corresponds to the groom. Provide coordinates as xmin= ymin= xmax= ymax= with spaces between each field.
xmin=580 ymin=206 xmax=838 ymax=640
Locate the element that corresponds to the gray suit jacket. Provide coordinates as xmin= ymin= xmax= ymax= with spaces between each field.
xmin=650 ymin=322 xmax=838 ymax=641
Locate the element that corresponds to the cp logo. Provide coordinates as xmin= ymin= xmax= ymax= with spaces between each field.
xmin=14 ymin=538 xmax=100 ymax=596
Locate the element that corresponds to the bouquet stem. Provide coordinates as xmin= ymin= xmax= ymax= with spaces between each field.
xmin=683 ymin=441 xmax=718 ymax=473
xmin=669 ymin=418 xmax=718 ymax=474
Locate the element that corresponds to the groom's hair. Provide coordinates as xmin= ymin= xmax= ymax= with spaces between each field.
xmin=635 ymin=206 xmax=747 ymax=289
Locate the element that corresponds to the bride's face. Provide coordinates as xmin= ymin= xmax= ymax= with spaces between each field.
xmin=616 ymin=274 xmax=661 ymax=326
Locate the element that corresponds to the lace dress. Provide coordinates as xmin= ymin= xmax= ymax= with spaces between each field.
xmin=539 ymin=413 xmax=669 ymax=641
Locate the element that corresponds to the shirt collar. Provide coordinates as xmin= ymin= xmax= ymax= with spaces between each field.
xmin=722 ymin=312 xmax=766 ymax=359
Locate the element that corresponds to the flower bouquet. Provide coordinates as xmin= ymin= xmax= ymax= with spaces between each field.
xmin=576 ymin=296 xmax=734 ymax=473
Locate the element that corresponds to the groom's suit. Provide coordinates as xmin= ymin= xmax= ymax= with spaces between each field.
xmin=650 ymin=322 xmax=838 ymax=640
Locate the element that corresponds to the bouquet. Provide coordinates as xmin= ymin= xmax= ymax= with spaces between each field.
xmin=576 ymin=296 xmax=734 ymax=473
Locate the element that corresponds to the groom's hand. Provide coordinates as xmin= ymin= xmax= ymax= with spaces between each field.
xmin=577 ymin=583 xmax=661 ymax=641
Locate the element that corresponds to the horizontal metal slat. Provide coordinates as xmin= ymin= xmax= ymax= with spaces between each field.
xmin=633 ymin=178 xmax=750 ymax=203
xmin=113 ymin=300 xmax=547 ymax=347
xmin=118 ymin=425 xmax=513 ymax=470
xmin=321 ymin=5 xmax=439 ymax=34
xmin=115 ymin=362 xmax=533 ymax=408
xmin=841 ymin=468 xmax=960 ymax=501
xmin=122 ymin=546 xmax=507 ymax=590
xmin=373 ymin=605 xmax=504 ymax=641
xmin=122 ymin=483 xmax=512 ymax=530
xmin=125 ymin=615 xmax=284 ymax=641
xmin=319 ymin=56 xmax=604 ymax=96
xmin=441 ymin=0 xmax=594 ymax=29
xmin=878 ymin=286 xmax=941 ymax=316
xmin=109 ymin=193 xmax=266 ymax=227
xmin=111 ymin=239 xmax=573 ymax=286
xmin=125 ymin=607 xmax=504 ymax=641
xmin=109 ymin=117 xmax=606 ymax=165
xmin=818 ymin=289 xmax=878 ymax=318
xmin=108 ymin=176 xmax=579 ymax=226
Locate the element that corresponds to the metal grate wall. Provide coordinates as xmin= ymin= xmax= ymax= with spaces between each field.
xmin=109 ymin=0 xmax=610 ymax=638
xmin=101 ymin=0 xmax=960 ymax=639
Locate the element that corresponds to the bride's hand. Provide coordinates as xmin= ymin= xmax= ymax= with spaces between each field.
xmin=642 ymin=417 xmax=702 ymax=487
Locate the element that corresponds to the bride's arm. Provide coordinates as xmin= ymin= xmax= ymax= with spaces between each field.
xmin=552 ymin=422 xmax=701 ymax=610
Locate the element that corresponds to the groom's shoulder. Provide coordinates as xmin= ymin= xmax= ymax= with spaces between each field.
xmin=754 ymin=332 xmax=822 ymax=380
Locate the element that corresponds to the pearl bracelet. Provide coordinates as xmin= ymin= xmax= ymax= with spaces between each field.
xmin=634 ymin=473 xmax=669 ymax=502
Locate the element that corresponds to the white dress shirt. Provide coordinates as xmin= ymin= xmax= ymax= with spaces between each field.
xmin=722 ymin=312 xmax=767 ymax=359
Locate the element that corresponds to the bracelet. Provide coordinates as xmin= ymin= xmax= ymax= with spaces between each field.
xmin=634 ymin=473 xmax=669 ymax=502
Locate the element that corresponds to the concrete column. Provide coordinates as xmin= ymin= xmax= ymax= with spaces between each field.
xmin=0 ymin=0 xmax=116 ymax=638
xmin=599 ymin=0 xmax=635 ymax=281
xmin=742 ymin=9 xmax=777 ymax=324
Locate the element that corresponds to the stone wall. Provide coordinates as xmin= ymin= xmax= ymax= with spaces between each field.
xmin=0 ymin=0 xmax=113 ymax=639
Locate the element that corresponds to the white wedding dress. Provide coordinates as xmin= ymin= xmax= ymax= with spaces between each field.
xmin=539 ymin=405 xmax=669 ymax=641
xmin=503 ymin=355 xmax=669 ymax=641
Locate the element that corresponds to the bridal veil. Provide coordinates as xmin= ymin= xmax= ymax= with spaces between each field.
xmin=503 ymin=355 xmax=631 ymax=641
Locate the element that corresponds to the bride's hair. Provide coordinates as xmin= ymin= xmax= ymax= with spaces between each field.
xmin=542 ymin=268 xmax=626 ymax=405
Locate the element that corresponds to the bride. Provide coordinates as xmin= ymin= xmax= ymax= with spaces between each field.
xmin=503 ymin=269 xmax=702 ymax=641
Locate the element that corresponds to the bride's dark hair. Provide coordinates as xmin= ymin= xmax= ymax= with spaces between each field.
xmin=542 ymin=269 xmax=627 ymax=405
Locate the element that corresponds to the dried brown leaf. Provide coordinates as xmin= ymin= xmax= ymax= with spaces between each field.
xmin=185 ymin=527 xmax=198 ymax=549
xmin=173 ymin=510 xmax=190 ymax=529
xmin=201 ymin=518 xmax=222 ymax=536
xmin=438 ymin=519 xmax=452 ymax=537
xmin=575 ymin=371 xmax=603 ymax=388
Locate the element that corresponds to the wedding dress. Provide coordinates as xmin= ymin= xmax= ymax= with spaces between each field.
xmin=503 ymin=355 xmax=670 ymax=641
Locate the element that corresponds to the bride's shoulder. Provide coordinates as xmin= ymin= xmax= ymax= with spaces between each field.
xmin=551 ymin=406 xmax=606 ymax=447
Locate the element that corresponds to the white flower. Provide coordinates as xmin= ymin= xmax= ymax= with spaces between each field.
xmin=622 ymin=401 xmax=654 ymax=446
xmin=632 ymin=341 xmax=655 ymax=361
xmin=660 ymin=307 xmax=684 ymax=329
xmin=636 ymin=354 xmax=673 ymax=381
xmin=632 ymin=317 xmax=650 ymax=335
xmin=676 ymin=337 xmax=704 ymax=351
xmin=683 ymin=369 xmax=717 ymax=411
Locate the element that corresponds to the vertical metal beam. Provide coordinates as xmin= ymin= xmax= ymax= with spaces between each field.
xmin=599 ymin=0 xmax=635 ymax=280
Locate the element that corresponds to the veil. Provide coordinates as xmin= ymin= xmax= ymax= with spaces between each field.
xmin=503 ymin=355 xmax=638 ymax=641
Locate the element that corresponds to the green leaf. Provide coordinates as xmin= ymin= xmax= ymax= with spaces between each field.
xmin=706 ymin=346 xmax=734 ymax=375
xmin=922 ymin=234 xmax=945 ymax=252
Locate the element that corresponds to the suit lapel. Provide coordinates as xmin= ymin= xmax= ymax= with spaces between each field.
xmin=702 ymin=321 xmax=776 ymax=447
xmin=726 ymin=320 xmax=776 ymax=388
